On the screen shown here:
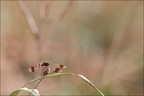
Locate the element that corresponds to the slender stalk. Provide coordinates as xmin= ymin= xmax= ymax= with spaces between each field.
xmin=17 ymin=0 xmax=39 ymax=38
xmin=28 ymin=67 xmax=46 ymax=96
xmin=28 ymin=75 xmax=44 ymax=96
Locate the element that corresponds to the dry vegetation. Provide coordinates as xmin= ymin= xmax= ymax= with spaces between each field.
xmin=1 ymin=1 xmax=143 ymax=95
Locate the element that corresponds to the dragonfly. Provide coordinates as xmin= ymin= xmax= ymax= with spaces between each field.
xmin=29 ymin=62 xmax=66 ymax=76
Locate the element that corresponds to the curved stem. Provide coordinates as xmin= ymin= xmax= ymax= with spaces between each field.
xmin=22 ymin=73 xmax=104 ymax=96
xmin=28 ymin=67 xmax=46 ymax=96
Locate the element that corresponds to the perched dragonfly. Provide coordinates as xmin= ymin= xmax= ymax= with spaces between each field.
xmin=29 ymin=62 xmax=66 ymax=76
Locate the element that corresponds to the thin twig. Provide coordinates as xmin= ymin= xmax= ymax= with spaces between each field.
xmin=17 ymin=0 xmax=39 ymax=40
xmin=17 ymin=0 xmax=42 ymax=61
xmin=28 ymin=75 xmax=44 ymax=96
xmin=39 ymin=1 xmax=52 ymax=21
xmin=28 ymin=67 xmax=46 ymax=96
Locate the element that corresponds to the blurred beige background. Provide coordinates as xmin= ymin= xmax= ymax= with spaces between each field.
xmin=1 ymin=1 xmax=143 ymax=95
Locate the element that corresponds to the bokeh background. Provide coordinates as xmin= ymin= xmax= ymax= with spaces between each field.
xmin=1 ymin=0 xmax=143 ymax=95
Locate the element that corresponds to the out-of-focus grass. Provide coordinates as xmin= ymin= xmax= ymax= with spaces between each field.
xmin=1 ymin=1 xmax=143 ymax=95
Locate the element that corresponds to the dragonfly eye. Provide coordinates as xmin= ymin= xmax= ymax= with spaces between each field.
xmin=41 ymin=62 xmax=50 ymax=66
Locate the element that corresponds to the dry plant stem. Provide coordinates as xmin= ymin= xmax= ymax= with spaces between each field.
xmin=39 ymin=1 xmax=52 ymax=21
xmin=18 ymin=0 xmax=44 ymax=64
xmin=17 ymin=0 xmax=39 ymax=38
xmin=17 ymin=0 xmax=41 ymax=60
